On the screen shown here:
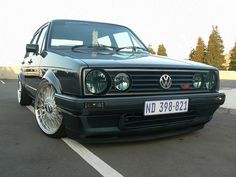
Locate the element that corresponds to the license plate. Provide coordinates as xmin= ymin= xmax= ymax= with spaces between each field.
xmin=144 ymin=99 xmax=189 ymax=116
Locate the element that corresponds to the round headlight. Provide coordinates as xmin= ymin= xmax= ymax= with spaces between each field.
xmin=193 ymin=73 xmax=203 ymax=89
xmin=205 ymin=72 xmax=216 ymax=90
xmin=85 ymin=70 xmax=108 ymax=94
xmin=114 ymin=73 xmax=130 ymax=91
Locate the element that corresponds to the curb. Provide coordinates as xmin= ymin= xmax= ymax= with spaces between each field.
xmin=216 ymin=107 xmax=236 ymax=115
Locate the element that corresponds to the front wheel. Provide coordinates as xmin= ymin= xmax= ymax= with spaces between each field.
xmin=34 ymin=81 xmax=65 ymax=138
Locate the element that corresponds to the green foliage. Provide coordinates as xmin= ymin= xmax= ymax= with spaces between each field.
xmin=157 ymin=44 xmax=167 ymax=56
xmin=205 ymin=26 xmax=225 ymax=69
xmin=229 ymin=42 xmax=236 ymax=70
xmin=148 ymin=44 xmax=156 ymax=54
xmin=189 ymin=48 xmax=195 ymax=60
xmin=192 ymin=37 xmax=206 ymax=63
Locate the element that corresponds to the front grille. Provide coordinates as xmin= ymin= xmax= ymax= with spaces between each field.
xmin=119 ymin=111 xmax=197 ymax=129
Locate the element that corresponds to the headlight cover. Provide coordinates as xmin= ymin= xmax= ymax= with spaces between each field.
xmin=205 ymin=72 xmax=216 ymax=90
xmin=193 ymin=73 xmax=203 ymax=89
xmin=85 ymin=70 xmax=109 ymax=94
xmin=114 ymin=73 xmax=131 ymax=91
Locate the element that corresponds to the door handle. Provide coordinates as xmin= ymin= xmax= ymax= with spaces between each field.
xmin=28 ymin=59 xmax=33 ymax=64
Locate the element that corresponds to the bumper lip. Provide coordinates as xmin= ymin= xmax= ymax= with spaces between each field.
xmin=76 ymin=124 xmax=205 ymax=144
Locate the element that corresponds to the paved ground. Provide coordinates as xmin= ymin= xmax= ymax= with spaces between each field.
xmin=220 ymin=80 xmax=236 ymax=112
xmin=220 ymin=80 xmax=236 ymax=89
xmin=0 ymin=80 xmax=236 ymax=177
xmin=0 ymin=80 xmax=100 ymax=177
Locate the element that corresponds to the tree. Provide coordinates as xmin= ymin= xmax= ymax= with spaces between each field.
xmin=148 ymin=44 xmax=155 ymax=54
xmin=189 ymin=48 xmax=195 ymax=60
xmin=205 ymin=26 xmax=225 ymax=69
xmin=157 ymin=44 xmax=167 ymax=56
xmin=192 ymin=37 xmax=206 ymax=63
xmin=229 ymin=42 xmax=236 ymax=70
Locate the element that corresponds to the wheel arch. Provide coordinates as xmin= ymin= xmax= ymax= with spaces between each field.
xmin=42 ymin=70 xmax=62 ymax=94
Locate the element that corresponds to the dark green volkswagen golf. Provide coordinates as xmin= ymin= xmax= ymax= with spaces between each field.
xmin=17 ymin=19 xmax=225 ymax=142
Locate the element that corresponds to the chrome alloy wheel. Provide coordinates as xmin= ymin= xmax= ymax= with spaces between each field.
xmin=35 ymin=83 xmax=63 ymax=135
xmin=17 ymin=81 xmax=22 ymax=103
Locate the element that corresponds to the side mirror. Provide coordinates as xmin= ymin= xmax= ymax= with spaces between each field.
xmin=26 ymin=44 xmax=39 ymax=54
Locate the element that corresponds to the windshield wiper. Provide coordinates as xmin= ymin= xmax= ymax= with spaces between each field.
xmin=116 ymin=46 xmax=149 ymax=52
xmin=72 ymin=44 xmax=117 ymax=52
xmin=71 ymin=45 xmax=92 ymax=51
xmin=72 ymin=45 xmax=148 ymax=53
xmin=97 ymin=44 xmax=118 ymax=51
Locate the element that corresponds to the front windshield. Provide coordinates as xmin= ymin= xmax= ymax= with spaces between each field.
xmin=49 ymin=21 xmax=148 ymax=53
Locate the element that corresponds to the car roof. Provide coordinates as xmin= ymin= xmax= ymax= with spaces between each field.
xmin=50 ymin=19 xmax=128 ymax=29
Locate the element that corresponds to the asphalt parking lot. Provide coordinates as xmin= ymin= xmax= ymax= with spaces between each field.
xmin=0 ymin=80 xmax=236 ymax=177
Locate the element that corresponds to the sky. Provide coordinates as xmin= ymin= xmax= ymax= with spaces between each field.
xmin=0 ymin=0 xmax=236 ymax=66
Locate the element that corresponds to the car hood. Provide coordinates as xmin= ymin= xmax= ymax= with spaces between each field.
xmin=53 ymin=50 xmax=216 ymax=70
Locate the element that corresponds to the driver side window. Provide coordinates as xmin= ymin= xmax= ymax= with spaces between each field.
xmin=37 ymin=25 xmax=48 ymax=53
xmin=31 ymin=32 xmax=40 ymax=45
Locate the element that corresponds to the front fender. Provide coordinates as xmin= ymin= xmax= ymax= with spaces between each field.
xmin=42 ymin=70 xmax=62 ymax=94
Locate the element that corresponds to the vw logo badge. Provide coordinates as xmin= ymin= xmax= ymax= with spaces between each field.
xmin=160 ymin=74 xmax=172 ymax=89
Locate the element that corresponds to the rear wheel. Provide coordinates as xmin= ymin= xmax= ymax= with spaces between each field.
xmin=34 ymin=81 xmax=65 ymax=138
xmin=17 ymin=80 xmax=32 ymax=105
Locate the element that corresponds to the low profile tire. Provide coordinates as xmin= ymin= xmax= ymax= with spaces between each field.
xmin=17 ymin=80 xmax=32 ymax=105
xmin=34 ymin=80 xmax=65 ymax=138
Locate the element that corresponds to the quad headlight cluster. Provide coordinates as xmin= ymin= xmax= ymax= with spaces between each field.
xmin=85 ymin=69 xmax=217 ymax=95
xmin=192 ymin=72 xmax=217 ymax=90
xmin=85 ymin=69 xmax=131 ymax=95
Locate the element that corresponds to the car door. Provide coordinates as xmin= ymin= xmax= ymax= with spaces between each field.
xmin=23 ymin=24 xmax=49 ymax=96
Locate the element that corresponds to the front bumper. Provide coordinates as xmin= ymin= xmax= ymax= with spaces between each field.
xmin=55 ymin=92 xmax=225 ymax=141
